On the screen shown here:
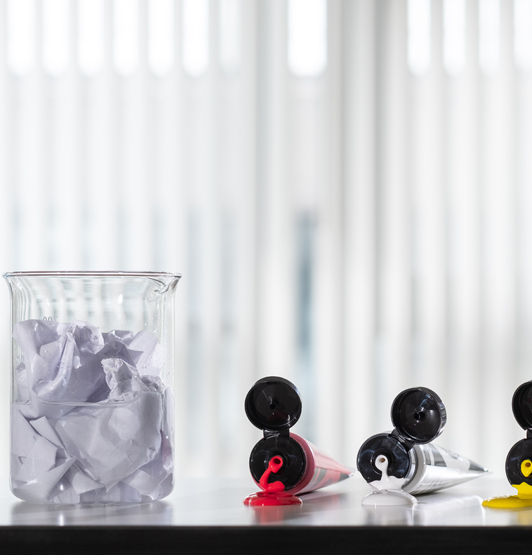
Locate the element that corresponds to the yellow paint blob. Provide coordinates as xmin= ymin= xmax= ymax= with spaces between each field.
xmin=483 ymin=459 xmax=532 ymax=508
xmin=513 ymin=482 xmax=532 ymax=499
xmin=483 ymin=479 xmax=532 ymax=508
xmin=521 ymin=459 xmax=532 ymax=478
xmin=482 ymin=495 xmax=532 ymax=509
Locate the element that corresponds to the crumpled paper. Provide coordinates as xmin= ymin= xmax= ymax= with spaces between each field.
xmin=11 ymin=319 xmax=174 ymax=504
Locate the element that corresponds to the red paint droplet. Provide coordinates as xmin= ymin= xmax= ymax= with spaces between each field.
xmin=259 ymin=456 xmax=286 ymax=492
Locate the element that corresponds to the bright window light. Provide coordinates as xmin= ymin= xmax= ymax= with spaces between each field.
xmin=220 ymin=0 xmax=241 ymax=74
xmin=479 ymin=0 xmax=499 ymax=75
xmin=78 ymin=0 xmax=104 ymax=76
xmin=443 ymin=0 xmax=466 ymax=76
xmin=408 ymin=0 xmax=431 ymax=76
xmin=113 ymin=0 xmax=139 ymax=75
xmin=288 ymin=0 xmax=327 ymax=77
xmin=7 ymin=0 xmax=36 ymax=76
xmin=43 ymin=0 xmax=70 ymax=76
xmin=515 ymin=0 xmax=532 ymax=71
xmin=149 ymin=0 xmax=174 ymax=76
xmin=182 ymin=0 xmax=209 ymax=76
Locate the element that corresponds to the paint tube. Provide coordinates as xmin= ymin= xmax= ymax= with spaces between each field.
xmin=505 ymin=380 xmax=532 ymax=498
xmin=245 ymin=376 xmax=353 ymax=495
xmin=483 ymin=381 xmax=532 ymax=508
xmin=357 ymin=387 xmax=488 ymax=495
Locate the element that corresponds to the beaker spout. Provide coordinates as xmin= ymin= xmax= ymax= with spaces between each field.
xmin=153 ymin=273 xmax=181 ymax=295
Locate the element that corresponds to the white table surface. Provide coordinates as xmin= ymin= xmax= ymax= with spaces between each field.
xmin=0 ymin=473 xmax=526 ymax=527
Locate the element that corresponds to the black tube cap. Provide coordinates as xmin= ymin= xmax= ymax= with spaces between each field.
xmin=512 ymin=381 xmax=532 ymax=431
xmin=391 ymin=387 xmax=446 ymax=444
xmin=249 ymin=435 xmax=306 ymax=490
xmin=506 ymin=438 xmax=532 ymax=487
xmin=245 ymin=376 xmax=302 ymax=432
xmin=357 ymin=433 xmax=411 ymax=483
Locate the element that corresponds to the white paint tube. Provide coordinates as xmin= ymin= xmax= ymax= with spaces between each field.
xmin=357 ymin=387 xmax=488 ymax=496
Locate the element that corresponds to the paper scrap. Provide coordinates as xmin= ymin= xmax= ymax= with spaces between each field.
xmin=15 ymin=436 xmax=58 ymax=483
xmin=11 ymin=319 xmax=173 ymax=504
xmin=15 ymin=458 xmax=76 ymax=503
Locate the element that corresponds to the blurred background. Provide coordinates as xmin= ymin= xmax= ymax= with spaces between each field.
xmin=0 ymin=0 xmax=530 ymax=483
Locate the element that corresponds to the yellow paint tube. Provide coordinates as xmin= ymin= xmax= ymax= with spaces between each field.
xmin=484 ymin=381 xmax=532 ymax=508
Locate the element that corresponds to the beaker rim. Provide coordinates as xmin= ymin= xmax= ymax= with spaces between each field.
xmin=3 ymin=270 xmax=182 ymax=279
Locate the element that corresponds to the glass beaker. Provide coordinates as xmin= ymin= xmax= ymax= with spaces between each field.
xmin=4 ymin=271 xmax=181 ymax=504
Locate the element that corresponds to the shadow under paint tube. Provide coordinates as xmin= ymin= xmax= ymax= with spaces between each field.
xmin=362 ymin=492 xmax=485 ymax=527
xmin=249 ymin=491 xmax=348 ymax=525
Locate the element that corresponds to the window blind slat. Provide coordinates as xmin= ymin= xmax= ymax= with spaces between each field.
xmin=479 ymin=0 xmax=518 ymax=470
xmin=410 ymin=0 xmax=447 ymax=396
xmin=444 ymin=0 xmax=483 ymax=462
xmin=313 ymin=0 xmax=344 ymax=458
xmin=377 ymin=0 xmax=411 ymax=429
xmin=342 ymin=0 xmax=377 ymax=464
xmin=256 ymin=0 xmax=297 ymax=386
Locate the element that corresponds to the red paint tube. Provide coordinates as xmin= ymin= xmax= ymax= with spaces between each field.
xmin=245 ymin=376 xmax=353 ymax=495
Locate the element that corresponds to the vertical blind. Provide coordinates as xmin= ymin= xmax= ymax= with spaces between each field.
xmin=0 ymin=0 xmax=530 ymax=480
